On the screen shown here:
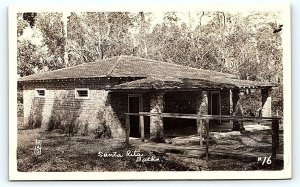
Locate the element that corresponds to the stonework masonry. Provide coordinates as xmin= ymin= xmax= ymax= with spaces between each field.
xmin=21 ymin=78 xmax=134 ymax=138
xmin=149 ymin=92 xmax=165 ymax=142
xmin=261 ymin=88 xmax=272 ymax=117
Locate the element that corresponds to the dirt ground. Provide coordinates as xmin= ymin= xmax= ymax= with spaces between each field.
xmin=17 ymin=129 xmax=190 ymax=172
xmin=17 ymin=125 xmax=283 ymax=172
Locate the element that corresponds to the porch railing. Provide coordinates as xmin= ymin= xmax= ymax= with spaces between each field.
xmin=125 ymin=112 xmax=281 ymax=165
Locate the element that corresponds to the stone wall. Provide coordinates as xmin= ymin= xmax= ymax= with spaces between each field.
xmin=261 ymin=88 xmax=272 ymax=117
xmin=21 ymin=78 xmax=135 ymax=138
xmin=149 ymin=92 xmax=165 ymax=142
xmin=110 ymin=92 xmax=129 ymax=136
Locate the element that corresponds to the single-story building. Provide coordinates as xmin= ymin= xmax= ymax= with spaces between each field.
xmin=18 ymin=55 xmax=276 ymax=142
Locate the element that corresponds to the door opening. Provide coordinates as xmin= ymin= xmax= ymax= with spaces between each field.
xmin=128 ymin=94 xmax=142 ymax=137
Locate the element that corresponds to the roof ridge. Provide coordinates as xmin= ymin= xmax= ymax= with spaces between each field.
xmin=106 ymin=55 xmax=123 ymax=76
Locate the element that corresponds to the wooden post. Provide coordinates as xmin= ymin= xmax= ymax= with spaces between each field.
xmin=271 ymin=119 xmax=279 ymax=168
xmin=198 ymin=118 xmax=203 ymax=146
xmin=206 ymin=121 xmax=210 ymax=161
xmin=126 ymin=114 xmax=130 ymax=145
xmin=140 ymin=115 xmax=145 ymax=142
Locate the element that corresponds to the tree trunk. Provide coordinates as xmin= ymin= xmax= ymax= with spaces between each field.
xmin=199 ymin=12 xmax=205 ymax=26
xmin=62 ymin=12 xmax=70 ymax=66
xmin=139 ymin=12 xmax=147 ymax=56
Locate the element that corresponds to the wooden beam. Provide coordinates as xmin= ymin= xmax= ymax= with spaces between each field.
xmin=206 ymin=122 xmax=210 ymax=161
xmin=271 ymin=120 xmax=279 ymax=169
xmin=126 ymin=115 xmax=130 ymax=145
xmin=197 ymin=118 xmax=203 ymax=147
xmin=109 ymin=87 xmax=240 ymax=92
xmin=140 ymin=115 xmax=145 ymax=142
xmin=125 ymin=112 xmax=281 ymax=121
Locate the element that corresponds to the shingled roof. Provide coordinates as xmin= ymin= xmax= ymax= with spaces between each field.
xmin=18 ymin=55 xmax=276 ymax=90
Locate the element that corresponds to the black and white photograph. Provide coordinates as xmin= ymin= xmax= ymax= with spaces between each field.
xmin=8 ymin=4 xmax=291 ymax=180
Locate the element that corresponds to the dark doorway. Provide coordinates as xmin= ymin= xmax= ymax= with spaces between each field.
xmin=128 ymin=95 xmax=141 ymax=137
xmin=163 ymin=91 xmax=198 ymax=137
xmin=211 ymin=91 xmax=221 ymax=115
xmin=211 ymin=91 xmax=221 ymax=127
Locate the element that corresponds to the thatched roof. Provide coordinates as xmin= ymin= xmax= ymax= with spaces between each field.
xmin=18 ymin=55 xmax=276 ymax=90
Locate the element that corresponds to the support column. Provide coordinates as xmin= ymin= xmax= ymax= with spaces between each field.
xmin=231 ymin=89 xmax=245 ymax=131
xmin=196 ymin=91 xmax=209 ymax=147
xmin=125 ymin=114 xmax=130 ymax=145
xmin=230 ymin=89 xmax=239 ymax=115
xmin=139 ymin=115 xmax=145 ymax=141
xmin=261 ymin=88 xmax=272 ymax=117
xmin=150 ymin=92 xmax=165 ymax=142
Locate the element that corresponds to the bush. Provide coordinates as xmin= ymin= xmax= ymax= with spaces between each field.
xmin=62 ymin=119 xmax=79 ymax=137
xmin=272 ymin=84 xmax=283 ymax=117
xmin=94 ymin=109 xmax=112 ymax=139
xmin=93 ymin=123 xmax=112 ymax=139
xmin=27 ymin=114 xmax=42 ymax=129
xmin=47 ymin=111 xmax=79 ymax=136
xmin=47 ymin=112 xmax=63 ymax=131
xmin=26 ymin=99 xmax=43 ymax=129
xmin=81 ymin=120 xmax=89 ymax=136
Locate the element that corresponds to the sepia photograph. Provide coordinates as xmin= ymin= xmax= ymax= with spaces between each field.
xmin=9 ymin=4 xmax=291 ymax=180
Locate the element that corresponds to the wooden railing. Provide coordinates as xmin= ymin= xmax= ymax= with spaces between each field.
xmin=125 ymin=112 xmax=281 ymax=164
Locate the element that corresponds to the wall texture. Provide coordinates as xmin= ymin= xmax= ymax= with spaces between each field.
xmin=21 ymin=78 xmax=136 ymax=138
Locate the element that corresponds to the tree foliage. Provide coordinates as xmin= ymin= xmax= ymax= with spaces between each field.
xmin=17 ymin=11 xmax=283 ymax=79
xmin=17 ymin=13 xmax=65 ymax=76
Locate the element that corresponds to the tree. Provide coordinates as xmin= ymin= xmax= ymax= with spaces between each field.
xmin=67 ymin=12 xmax=135 ymax=65
xmin=35 ymin=13 xmax=65 ymax=70
xmin=17 ymin=17 xmax=51 ymax=76
xmin=17 ymin=12 xmax=66 ymax=76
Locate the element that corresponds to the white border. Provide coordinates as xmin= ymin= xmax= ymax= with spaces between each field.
xmin=8 ymin=3 xmax=292 ymax=180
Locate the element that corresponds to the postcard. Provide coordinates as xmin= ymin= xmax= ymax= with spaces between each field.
xmin=9 ymin=3 xmax=291 ymax=180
